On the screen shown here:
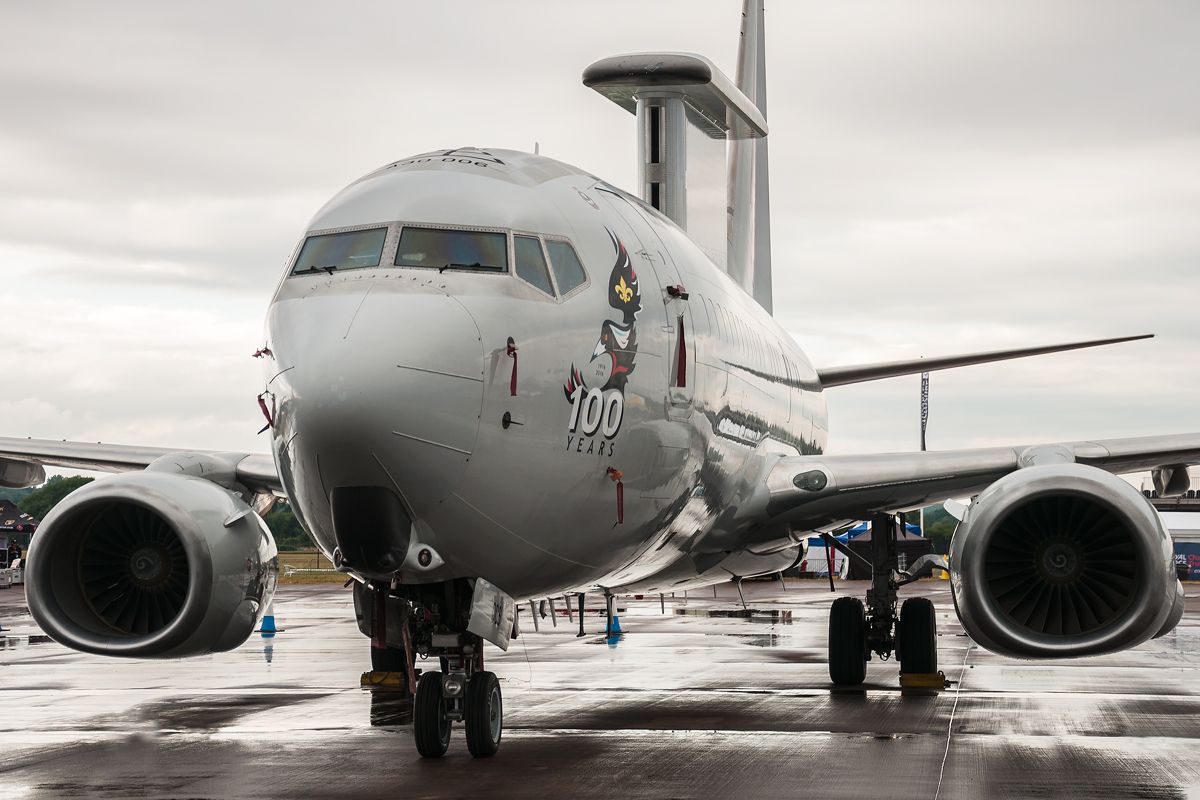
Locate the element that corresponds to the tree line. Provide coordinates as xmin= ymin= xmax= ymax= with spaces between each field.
xmin=0 ymin=475 xmax=317 ymax=551
xmin=3 ymin=475 xmax=961 ymax=555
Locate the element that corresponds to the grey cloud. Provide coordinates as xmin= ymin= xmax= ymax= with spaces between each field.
xmin=2 ymin=0 xmax=1198 ymax=460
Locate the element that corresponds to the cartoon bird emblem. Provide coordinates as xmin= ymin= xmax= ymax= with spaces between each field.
xmin=564 ymin=230 xmax=642 ymax=397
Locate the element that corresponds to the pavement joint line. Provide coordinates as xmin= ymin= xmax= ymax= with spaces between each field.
xmin=933 ymin=641 xmax=973 ymax=800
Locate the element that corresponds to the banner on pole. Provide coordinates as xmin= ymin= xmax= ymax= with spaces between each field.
xmin=920 ymin=371 xmax=929 ymax=452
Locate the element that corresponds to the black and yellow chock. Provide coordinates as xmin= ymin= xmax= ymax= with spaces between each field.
xmin=360 ymin=670 xmax=408 ymax=690
xmin=899 ymin=671 xmax=950 ymax=690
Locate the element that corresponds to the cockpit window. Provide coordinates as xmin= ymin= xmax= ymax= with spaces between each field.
xmin=395 ymin=226 xmax=508 ymax=272
xmin=514 ymin=235 xmax=554 ymax=295
xmin=292 ymin=227 xmax=387 ymax=274
xmin=545 ymin=240 xmax=587 ymax=295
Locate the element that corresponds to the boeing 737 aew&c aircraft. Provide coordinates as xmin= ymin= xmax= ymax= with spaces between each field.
xmin=4 ymin=1 xmax=1195 ymax=759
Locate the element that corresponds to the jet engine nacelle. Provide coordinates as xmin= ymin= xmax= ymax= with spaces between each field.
xmin=949 ymin=463 xmax=1180 ymax=658
xmin=26 ymin=472 xmax=278 ymax=658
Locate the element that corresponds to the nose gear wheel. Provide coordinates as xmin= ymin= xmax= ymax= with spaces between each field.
xmin=465 ymin=670 xmax=503 ymax=758
xmin=413 ymin=671 xmax=451 ymax=758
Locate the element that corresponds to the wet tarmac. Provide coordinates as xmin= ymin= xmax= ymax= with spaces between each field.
xmin=3 ymin=579 xmax=1200 ymax=799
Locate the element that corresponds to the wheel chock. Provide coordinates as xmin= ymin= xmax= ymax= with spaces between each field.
xmin=360 ymin=671 xmax=409 ymax=690
xmin=899 ymin=671 xmax=949 ymax=690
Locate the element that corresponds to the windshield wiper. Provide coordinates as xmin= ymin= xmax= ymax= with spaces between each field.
xmin=297 ymin=265 xmax=338 ymax=275
xmin=440 ymin=262 xmax=498 ymax=273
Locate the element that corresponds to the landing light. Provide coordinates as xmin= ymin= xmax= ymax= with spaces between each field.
xmin=794 ymin=470 xmax=828 ymax=492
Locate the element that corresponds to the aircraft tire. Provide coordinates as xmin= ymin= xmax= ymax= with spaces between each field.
xmin=413 ymin=671 xmax=451 ymax=758
xmin=898 ymin=597 xmax=937 ymax=674
xmin=828 ymin=596 xmax=867 ymax=686
xmin=464 ymin=670 xmax=503 ymax=758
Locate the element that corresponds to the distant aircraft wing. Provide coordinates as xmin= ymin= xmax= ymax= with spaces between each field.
xmin=0 ymin=436 xmax=282 ymax=497
xmin=815 ymin=334 xmax=1152 ymax=388
xmin=763 ymin=432 xmax=1200 ymax=531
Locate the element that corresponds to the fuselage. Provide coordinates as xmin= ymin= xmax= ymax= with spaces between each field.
xmin=263 ymin=148 xmax=828 ymax=599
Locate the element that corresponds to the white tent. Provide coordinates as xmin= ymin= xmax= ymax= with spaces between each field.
xmin=800 ymin=536 xmax=850 ymax=578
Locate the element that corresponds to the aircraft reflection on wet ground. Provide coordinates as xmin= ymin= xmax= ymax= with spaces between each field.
xmin=3 ymin=580 xmax=1200 ymax=799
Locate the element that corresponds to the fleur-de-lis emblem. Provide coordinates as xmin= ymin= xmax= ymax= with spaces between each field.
xmin=614 ymin=276 xmax=633 ymax=303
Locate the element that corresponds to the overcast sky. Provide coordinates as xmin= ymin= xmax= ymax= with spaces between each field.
xmin=3 ymin=1 xmax=1198 ymax=484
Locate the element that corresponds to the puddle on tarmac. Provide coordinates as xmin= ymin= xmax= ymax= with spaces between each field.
xmin=584 ymin=631 xmax=790 ymax=648
xmin=674 ymin=609 xmax=794 ymax=624
xmin=1 ymin=635 xmax=52 ymax=649
xmin=743 ymin=634 xmax=783 ymax=647
xmin=584 ymin=634 xmax=628 ymax=647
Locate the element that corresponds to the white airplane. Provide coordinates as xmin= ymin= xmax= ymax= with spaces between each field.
xmin=2 ymin=0 xmax=1193 ymax=759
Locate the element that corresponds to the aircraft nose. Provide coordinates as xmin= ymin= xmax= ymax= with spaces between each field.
xmin=273 ymin=281 xmax=484 ymax=529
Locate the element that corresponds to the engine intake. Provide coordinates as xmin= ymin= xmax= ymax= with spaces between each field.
xmin=27 ymin=472 xmax=278 ymax=658
xmin=77 ymin=503 xmax=191 ymax=636
xmin=950 ymin=464 xmax=1179 ymax=658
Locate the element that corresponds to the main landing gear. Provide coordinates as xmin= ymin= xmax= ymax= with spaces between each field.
xmin=824 ymin=513 xmax=941 ymax=686
xmin=355 ymin=578 xmax=505 ymax=758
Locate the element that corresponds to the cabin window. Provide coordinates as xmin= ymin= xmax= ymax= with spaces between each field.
xmin=395 ymin=226 xmax=508 ymax=272
xmin=514 ymin=235 xmax=555 ymax=295
xmin=545 ymin=240 xmax=587 ymax=295
xmin=292 ymin=227 xmax=387 ymax=275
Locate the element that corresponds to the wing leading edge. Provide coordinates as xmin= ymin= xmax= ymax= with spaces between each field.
xmin=0 ymin=436 xmax=282 ymax=497
xmin=764 ymin=432 xmax=1200 ymax=532
xmin=815 ymin=334 xmax=1152 ymax=388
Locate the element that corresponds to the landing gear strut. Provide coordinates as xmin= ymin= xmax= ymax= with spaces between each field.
xmin=823 ymin=513 xmax=939 ymax=686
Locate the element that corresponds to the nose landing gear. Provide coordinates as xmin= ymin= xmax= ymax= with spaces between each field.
xmin=411 ymin=660 xmax=504 ymax=758
xmin=357 ymin=578 xmax=509 ymax=758
xmin=413 ymin=672 xmax=504 ymax=758
xmin=412 ymin=634 xmax=504 ymax=759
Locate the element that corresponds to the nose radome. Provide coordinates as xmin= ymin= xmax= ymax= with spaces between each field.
xmin=281 ymin=283 xmax=484 ymax=527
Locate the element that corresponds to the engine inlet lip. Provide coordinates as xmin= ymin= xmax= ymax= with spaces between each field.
xmin=957 ymin=465 xmax=1171 ymax=658
xmin=27 ymin=475 xmax=214 ymax=657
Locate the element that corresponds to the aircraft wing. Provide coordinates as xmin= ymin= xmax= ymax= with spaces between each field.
xmin=815 ymin=334 xmax=1152 ymax=388
xmin=0 ymin=436 xmax=282 ymax=497
xmin=764 ymin=432 xmax=1200 ymax=531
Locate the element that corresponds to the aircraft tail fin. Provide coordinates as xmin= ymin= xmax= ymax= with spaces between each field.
xmin=582 ymin=1 xmax=773 ymax=311
xmin=730 ymin=0 xmax=772 ymax=313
